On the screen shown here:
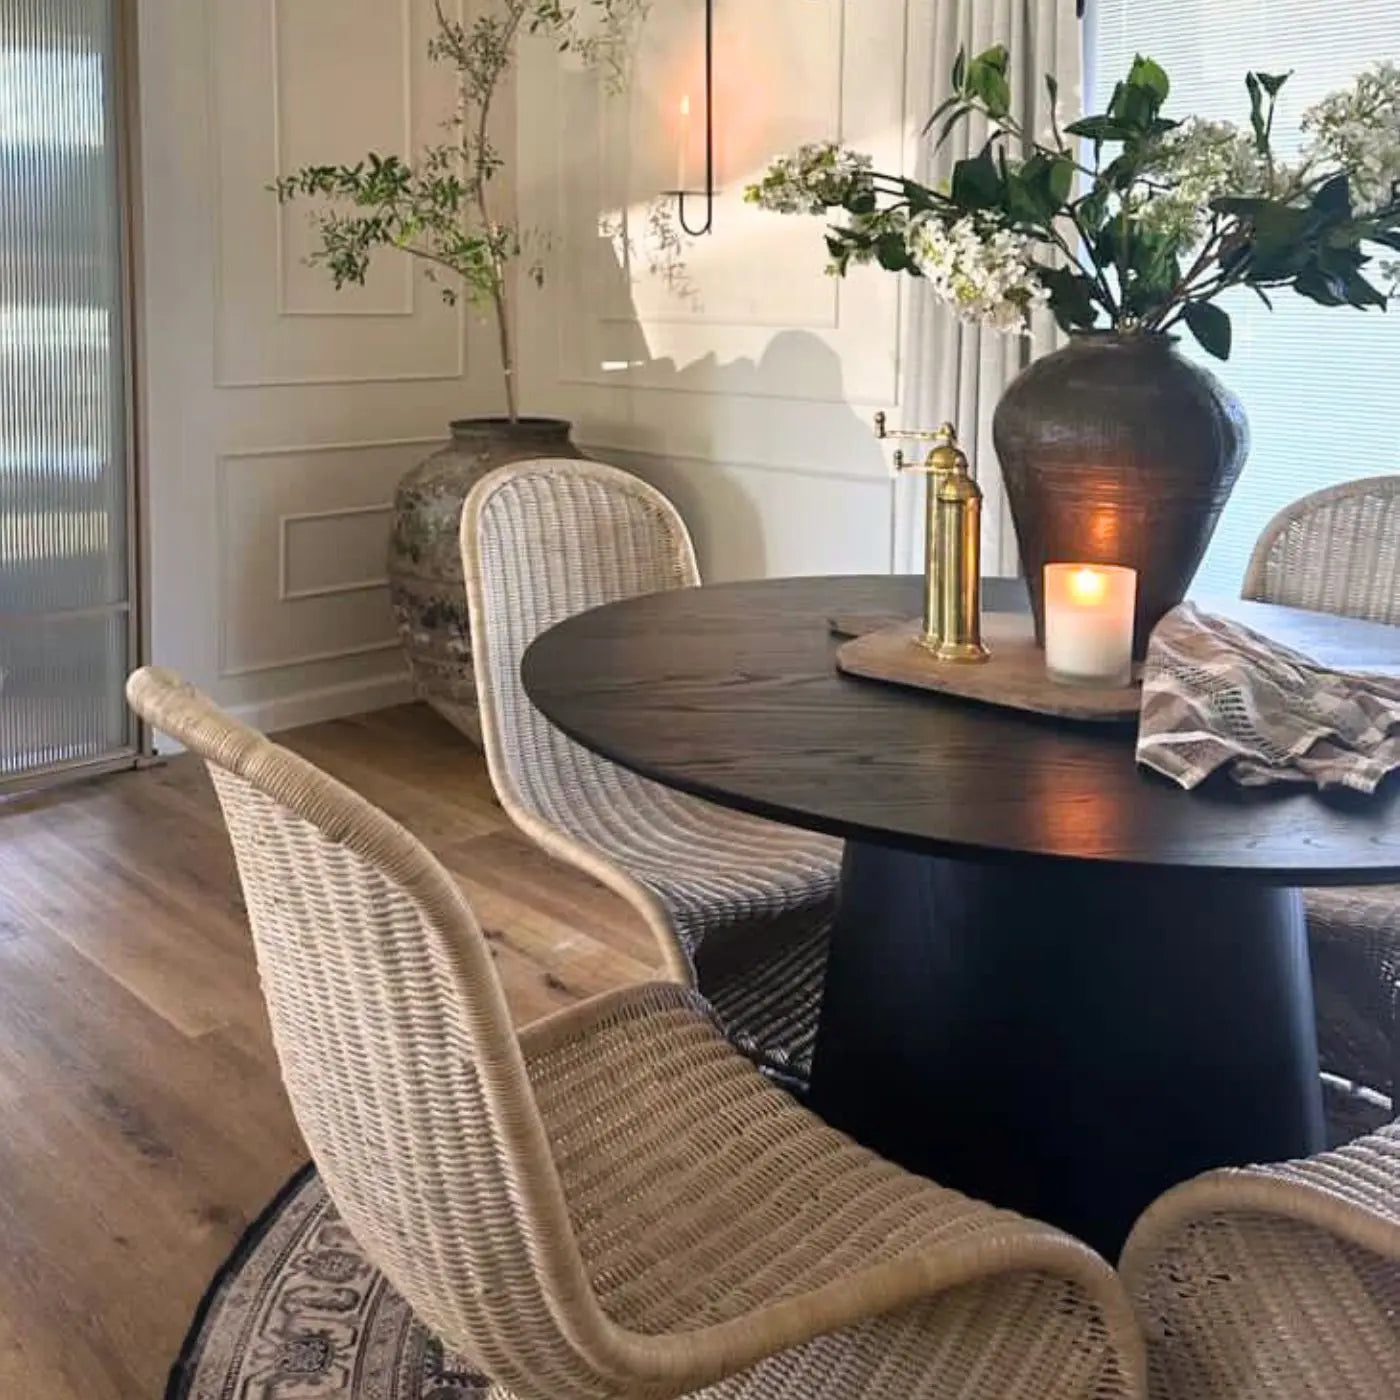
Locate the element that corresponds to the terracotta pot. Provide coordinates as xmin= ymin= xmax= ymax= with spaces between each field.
xmin=388 ymin=417 xmax=584 ymax=745
xmin=992 ymin=332 xmax=1249 ymax=658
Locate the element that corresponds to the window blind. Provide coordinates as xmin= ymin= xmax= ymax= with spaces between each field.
xmin=1088 ymin=0 xmax=1400 ymax=598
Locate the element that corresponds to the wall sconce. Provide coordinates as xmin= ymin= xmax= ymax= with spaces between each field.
xmin=668 ymin=0 xmax=715 ymax=235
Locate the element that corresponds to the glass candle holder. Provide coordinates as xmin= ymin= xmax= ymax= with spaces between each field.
xmin=1044 ymin=564 xmax=1137 ymax=688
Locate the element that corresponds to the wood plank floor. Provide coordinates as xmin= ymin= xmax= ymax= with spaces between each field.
xmin=0 ymin=704 xmax=655 ymax=1400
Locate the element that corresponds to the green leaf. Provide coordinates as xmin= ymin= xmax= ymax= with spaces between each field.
xmin=972 ymin=43 xmax=1009 ymax=75
xmin=1183 ymin=301 xmax=1233 ymax=360
xmin=951 ymin=46 xmax=967 ymax=93
xmin=950 ymin=150 xmax=1002 ymax=210
xmin=1063 ymin=115 xmax=1134 ymax=143
xmin=1002 ymin=169 xmax=1046 ymax=225
xmin=1341 ymin=269 xmax=1388 ymax=309
xmin=902 ymin=179 xmax=938 ymax=214
xmin=1048 ymin=156 xmax=1075 ymax=205
xmin=876 ymin=231 xmax=914 ymax=273
xmin=1036 ymin=264 xmax=1101 ymax=330
xmin=845 ymin=185 xmax=877 ymax=215
xmin=1110 ymin=81 xmax=1157 ymax=131
xmin=1257 ymin=71 xmax=1291 ymax=98
xmin=967 ymin=44 xmax=1012 ymax=118
xmin=935 ymin=104 xmax=974 ymax=147
xmin=1312 ymin=173 xmax=1353 ymax=220
xmin=1127 ymin=55 xmax=1170 ymax=105
xmin=921 ymin=92 xmax=962 ymax=135
xmin=1210 ymin=195 xmax=1271 ymax=217
xmin=1246 ymin=72 xmax=1267 ymax=154
xmin=1294 ymin=266 xmax=1347 ymax=306
xmin=1252 ymin=202 xmax=1311 ymax=258
xmin=1076 ymin=188 xmax=1111 ymax=236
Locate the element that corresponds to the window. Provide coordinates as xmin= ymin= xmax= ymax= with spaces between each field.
xmin=1088 ymin=1 xmax=1400 ymax=598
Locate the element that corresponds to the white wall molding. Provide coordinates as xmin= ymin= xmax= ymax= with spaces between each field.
xmin=582 ymin=439 xmax=891 ymax=489
xmin=269 ymin=0 xmax=417 ymax=319
xmin=221 ymin=637 xmax=402 ymax=680
xmin=279 ymin=503 xmax=394 ymax=601
xmin=208 ymin=0 xmax=467 ymax=389
xmin=224 ymin=668 xmax=415 ymax=736
xmin=214 ymin=436 xmax=440 ymax=680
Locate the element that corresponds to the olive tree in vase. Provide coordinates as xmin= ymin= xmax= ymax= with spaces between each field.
xmin=749 ymin=51 xmax=1400 ymax=654
xmin=275 ymin=0 xmax=646 ymax=743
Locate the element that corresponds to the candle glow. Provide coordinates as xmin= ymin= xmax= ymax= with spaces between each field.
xmin=1067 ymin=566 xmax=1109 ymax=606
xmin=677 ymin=94 xmax=692 ymax=192
xmin=1044 ymin=563 xmax=1137 ymax=688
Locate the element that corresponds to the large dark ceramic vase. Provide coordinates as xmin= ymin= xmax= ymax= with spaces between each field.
xmin=992 ymin=332 xmax=1249 ymax=658
xmin=388 ymin=416 xmax=584 ymax=745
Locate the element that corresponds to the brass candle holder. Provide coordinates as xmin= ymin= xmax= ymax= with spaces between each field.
xmin=875 ymin=414 xmax=990 ymax=664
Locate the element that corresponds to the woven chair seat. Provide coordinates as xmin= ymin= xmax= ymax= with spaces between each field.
xmin=521 ymin=980 xmax=1143 ymax=1398
xmin=520 ymin=734 xmax=840 ymax=958
xmin=1122 ymin=1122 xmax=1400 ymax=1399
xmin=462 ymin=459 xmax=842 ymax=1084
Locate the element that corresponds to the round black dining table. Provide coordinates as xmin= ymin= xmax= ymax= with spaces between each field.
xmin=522 ymin=573 xmax=1400 ymax=1257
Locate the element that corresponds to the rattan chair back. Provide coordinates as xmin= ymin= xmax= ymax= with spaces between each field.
xmin=1243 ymin=476 xmax=1400 ymax=621
xmin=462 ymin=457 xmax=704 ymax=978
xmin=125 ymin=666 xmax=641 ymax=1399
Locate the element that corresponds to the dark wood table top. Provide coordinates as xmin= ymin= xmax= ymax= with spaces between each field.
xmin=521 ymin=574 xmax=1400 ymax=885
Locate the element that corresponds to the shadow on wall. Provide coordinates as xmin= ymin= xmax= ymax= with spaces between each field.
xmin=533 ymin=191 xmax=894 ymax=583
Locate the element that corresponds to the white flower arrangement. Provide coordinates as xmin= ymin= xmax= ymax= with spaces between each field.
xmin=909 ymin=217 xmax=1049 ymax=332
xmin=746 ymin=49 xmax=1400 ymax=358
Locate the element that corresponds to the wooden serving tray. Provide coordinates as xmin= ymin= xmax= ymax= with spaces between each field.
xmin=836 ymin=613 xmax=1142 ymax=723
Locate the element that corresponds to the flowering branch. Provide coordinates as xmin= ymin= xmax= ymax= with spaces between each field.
xmin=746 ymin=50 xmax=1400 ymax=360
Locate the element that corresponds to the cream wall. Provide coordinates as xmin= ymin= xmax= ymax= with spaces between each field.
xmin=136 ymin=0 xmax=504 ymax=732
xmin=515 ymin=0 xmax=928 ymax=581
xmin=137 ymin=0 xmax=926 ymax=736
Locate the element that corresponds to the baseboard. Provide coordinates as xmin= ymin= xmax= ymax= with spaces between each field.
xmin=226 ymin=671 xmax=416 ymax=737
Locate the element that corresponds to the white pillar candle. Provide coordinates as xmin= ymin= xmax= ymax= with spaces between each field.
xmin=1044 ymin=564 xmax=1137 ymax=688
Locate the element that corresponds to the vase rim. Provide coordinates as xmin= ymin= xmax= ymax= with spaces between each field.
xmin=449 ymin=415 xmax=574 ymax=435
xmin=1068 ymin=328 xmax=1179 ymax=346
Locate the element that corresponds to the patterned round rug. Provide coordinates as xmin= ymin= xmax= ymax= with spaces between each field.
xmin=167 ymin=1166 xmax=493 ymax=1400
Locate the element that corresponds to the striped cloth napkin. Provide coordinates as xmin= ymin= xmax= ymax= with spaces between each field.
xmin=1136 ymin=602 xmax=1400 ymax=792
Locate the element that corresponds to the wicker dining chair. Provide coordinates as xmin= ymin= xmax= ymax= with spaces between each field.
xmin=125 ymin=665 xmax=1147 ymax=1400
xmin=461 ymin=458 xmax=841 ymax=1086
xmin=1120 ymin=1121 xmax=1400 ymax=1399
xmin=1243 ymin=476 xmax=1400 ymax=1128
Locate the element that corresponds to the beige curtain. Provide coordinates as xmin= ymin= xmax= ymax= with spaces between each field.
xmin=895 ymin=0 xmax=1082 ymax=576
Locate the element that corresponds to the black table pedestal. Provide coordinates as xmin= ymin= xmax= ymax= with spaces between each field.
xmin=807 ymin=842 xmax=1326 ymax=1259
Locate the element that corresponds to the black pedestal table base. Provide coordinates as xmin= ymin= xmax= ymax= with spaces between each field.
xmin=807 ymin=842 xmax=1326 ymax=1259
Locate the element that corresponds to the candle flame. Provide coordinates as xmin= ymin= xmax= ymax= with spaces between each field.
xmin=1068 ymin=567 xmax=1109 ymax=605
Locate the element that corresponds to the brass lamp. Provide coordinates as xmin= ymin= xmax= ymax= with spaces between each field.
xmin=875 ymin=414 xmax=990 ymax=663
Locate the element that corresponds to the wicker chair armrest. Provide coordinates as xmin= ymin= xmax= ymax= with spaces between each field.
xmin=1121 ymin=1123 xmax=1400 ymax=1285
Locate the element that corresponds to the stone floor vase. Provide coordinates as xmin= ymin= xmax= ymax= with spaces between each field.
xmin=389 ymin=417 xmax=583 ymax=744
xmin=993 ymin=332 xmax=1249 ymax=658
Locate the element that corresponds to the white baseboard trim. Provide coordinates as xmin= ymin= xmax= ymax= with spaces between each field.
xmin=227 ymin=671 xmax=415 ymax=738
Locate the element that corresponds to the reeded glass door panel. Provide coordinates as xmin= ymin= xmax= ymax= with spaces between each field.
xmin=1 ymin=0 xmax=134 ymax=781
